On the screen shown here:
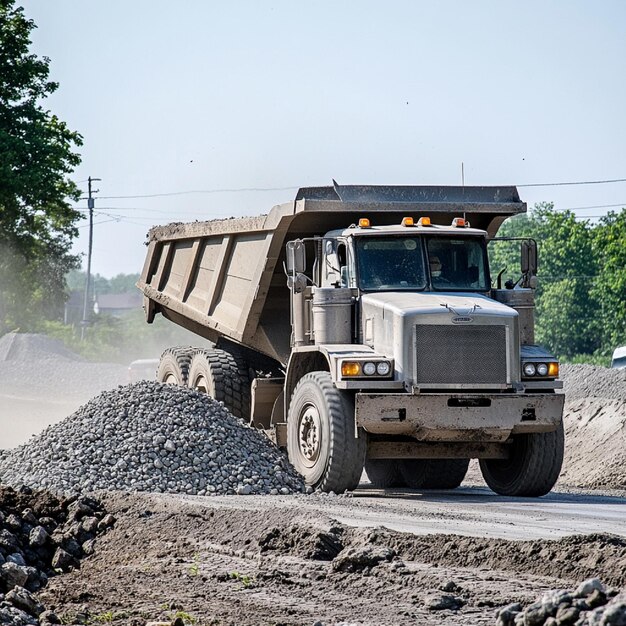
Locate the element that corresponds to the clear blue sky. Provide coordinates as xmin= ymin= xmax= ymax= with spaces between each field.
xmin=20 ymin=1 xmax=626 ymax=277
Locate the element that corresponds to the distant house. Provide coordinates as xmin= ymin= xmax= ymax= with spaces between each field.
xmin=64 ymin=290 xmax=142 ymax=324
xmin=96 ymin=292 xmax=143 ymax=317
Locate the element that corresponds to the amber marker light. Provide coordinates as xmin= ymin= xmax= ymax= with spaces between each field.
xmin=358 ymin=218 xmax=371 ymax=228
xmin=452 ymin=217 xmax=466 ymax=227
xmin=401 ymin=216 xmax=414 ymax=227
xmin=548 ymin=362 xmax=559 ymax=377
xmin=341 ymin=362 xmax=361 ymax=377
xmin=417 ymin=217 xmax=431 ymax=226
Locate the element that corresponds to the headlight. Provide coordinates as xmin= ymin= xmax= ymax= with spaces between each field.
xmin=341 ymin=362 xmax=361 ymax=377
xmin=523 ymin=363 xmax=536 ymax=377
xmin=376 ymin=361 xmax=391 ymax=376
xmin=362 ymin=362 xmax=377 ymax=376
xmin=341 ymin=359 xmax=393 ymax=379
xmin=536 ymin=363 xmax=549 ymax=376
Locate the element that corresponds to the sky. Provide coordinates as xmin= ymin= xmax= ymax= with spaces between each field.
xmin=20 ymin=0 xmax=626 ymax=278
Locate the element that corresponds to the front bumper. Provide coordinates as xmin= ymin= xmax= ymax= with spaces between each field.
xmin=355 ymin=392 xmax=565 ymax=442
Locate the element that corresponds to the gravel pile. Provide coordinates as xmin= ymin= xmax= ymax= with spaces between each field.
xmin=0 ymin=333 xmax=127 ymax=401
xmin=0 ymin=381 xmax=305 ymax=497
xmin=0 ymin=485 xmax=114 ymax=625
xmin=496 ymin=578 xmax=626 ymax=625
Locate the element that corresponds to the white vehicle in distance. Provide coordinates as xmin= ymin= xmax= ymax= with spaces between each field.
xmin=127 ymin=358 xmax=160 ymax=382
xmin=611 ymin=346 xmax=626 ymax=370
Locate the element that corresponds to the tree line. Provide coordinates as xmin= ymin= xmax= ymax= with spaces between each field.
xmin=489 ymin=203 xmax=626 ymax=364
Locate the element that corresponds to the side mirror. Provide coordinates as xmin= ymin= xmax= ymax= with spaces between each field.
xmin=521 ymin=240 xmax=537 ymax=275
xmin=286 ymin=240 xmax=306 ymax=274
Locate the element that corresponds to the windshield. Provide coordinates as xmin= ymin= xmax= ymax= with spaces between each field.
xmin=356 ymin=237 xmax=426 ymax=290
xmin=355 ymin=234 xmax=489 ymax=291
xmin=426 ymin=236 xmax=489 ymax=290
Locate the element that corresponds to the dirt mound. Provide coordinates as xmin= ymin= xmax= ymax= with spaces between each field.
xmin=34 ymin=493 xmax=626 ymax=626
xmin=0 ymin=332 xmax=83 ymax=363
xmin=561 ymin=364 xmax=626 ymax=403
xmin=559 ymin=365 xmax=626 ymax=490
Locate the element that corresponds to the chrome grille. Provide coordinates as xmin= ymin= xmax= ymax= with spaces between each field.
xmin=415 ymin=325 xmax=507 ymax=385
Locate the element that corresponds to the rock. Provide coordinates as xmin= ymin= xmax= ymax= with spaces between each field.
xmin=332 ymin=545 xmax=395 ymax=573
xmin=39 ymin=609 xmax=61 ymax=624
xmin=6 ymin=586 xmax=44 ymax=617
xmin=424 ymin=593 xmax=464 ymax=611
xmin=555 ymin=605 xmax=579 ymax=625
xmin=1 ymin=561 xmax=30 ymax=587
xmin=496 ymin=602 xmax=522 ymax=626
xmin=29 ymin=526 xmax=49 ymax=547
xmin=576 ymin=578 xmax=605 ymax=598
xmin=50 ymin=548 xmax=74 ymax=571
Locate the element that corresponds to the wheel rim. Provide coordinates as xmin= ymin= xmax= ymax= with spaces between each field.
xmin=297 ymin=403 xmax=322 ymax=468
xmin=163 ymin=371 xmax=178 ymax=385
xmin=193 ymin=373 xmax=209 ymax=394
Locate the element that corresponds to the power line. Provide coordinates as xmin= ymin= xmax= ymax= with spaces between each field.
xmin=519 ymin=177 xmax=626 ymax=188
xmin=79 ymin=177 xmax=626 ymax=202
xmin=563 ymin=202 xmax=626 ymax=211
xmin=97 ymin=186 xmax=299 ymax=200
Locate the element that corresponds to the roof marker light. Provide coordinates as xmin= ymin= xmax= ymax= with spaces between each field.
xmin=401 ymin=217 xmax=414 ymax=227
xmin=417 ymin=217 xmax=431 ymax=227
xmin=452 ymin=217 xmax=466 ymax=227
xmin=358 ymin=218 xmax=371 ymax=228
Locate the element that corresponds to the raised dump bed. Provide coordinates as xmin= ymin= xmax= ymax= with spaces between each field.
xmin=137 ymin=184 xmax=525 ymax=364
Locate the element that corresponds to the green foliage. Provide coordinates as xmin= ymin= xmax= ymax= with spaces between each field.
xmin=590 ymin=211 xmax=626 ymax=352
xmin=0 ymin=1 xmax=83 ymax=332
xmin=229 ymin=571 xmax=255 ymax=588
xmin=42 ymin=308 xmax=211 ymax=363
xmin=493 ymin=203 xmax=624 ymax=361
xmin=66 ymin=270 xmax=140 ymax=294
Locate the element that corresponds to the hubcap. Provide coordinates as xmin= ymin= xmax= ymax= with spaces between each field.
xmin=298 ymin=404 xmax=322 ymax=467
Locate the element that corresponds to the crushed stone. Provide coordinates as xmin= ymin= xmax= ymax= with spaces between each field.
xmin=0 ymin=381 xmax=305 ymax=497
xmin=0 ymin=333 xmax=126 ymax=402
xmin=0 ymin=485 xmax=114 ymax=625
xmin=496 ymin=578 xmax=626 ymax=626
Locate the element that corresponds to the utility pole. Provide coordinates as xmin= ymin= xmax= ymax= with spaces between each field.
xmin=81 ymin=176 xmax=101 ymax=340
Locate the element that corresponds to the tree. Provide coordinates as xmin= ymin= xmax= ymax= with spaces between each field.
xmin=590 ymin=210 xmax=626 ymax=352
xmin=489 ymin=203 xmax=600 ymax=360
xmin=0 ymin=1 xmax=83 ymax=332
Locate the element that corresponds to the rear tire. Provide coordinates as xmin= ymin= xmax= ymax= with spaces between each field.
xmin=364 ymin=459 xmax=402 ymax=488
xmin=156 ymin=347 xmax=194 ymax=387
xmin=479 ymin=421 xmax=564 ymax=497
xmin=421 ymin=459 xmax=470 ymax=489
xmin=188 ymin=349 xmax=251 ymax=420
xmin=397 ymin=459 xmax=429 ymax=489
xmin=287 ymin=371 xmax=366 ymax=493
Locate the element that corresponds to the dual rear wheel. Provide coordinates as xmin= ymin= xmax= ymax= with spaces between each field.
xmin=364 ymin=458 xmax=470 ymax=490
xmin=157 ymin=347 xmax=251 ymax=420
xmin=364 ymin=425 xmax=564 ymax=497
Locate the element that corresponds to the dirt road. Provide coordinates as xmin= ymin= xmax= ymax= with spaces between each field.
xmin=37 ymin=489 xmax=626 ymax=626
xmin=183 ymin=484 xmax=626 ymax=541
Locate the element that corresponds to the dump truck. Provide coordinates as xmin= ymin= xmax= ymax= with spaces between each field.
xmin=137 ymin=184 xmax=565 ymax=496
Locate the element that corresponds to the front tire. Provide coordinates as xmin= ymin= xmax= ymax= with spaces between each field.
xmin=287 ymin=371 xmax=366 ymax=493
xmin=479 ymin=421 xmax=564 ymax=497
